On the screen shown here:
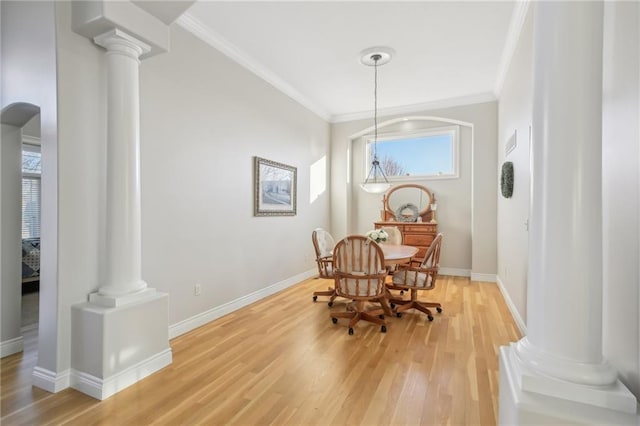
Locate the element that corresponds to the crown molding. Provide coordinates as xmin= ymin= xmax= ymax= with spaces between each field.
xmin=493 ymin=0 xmax=531 ymax=98
xmin=176 ymin=13 xmax=331 ymax=122
xmin=331 ymin=92 xmax=497 ymax=124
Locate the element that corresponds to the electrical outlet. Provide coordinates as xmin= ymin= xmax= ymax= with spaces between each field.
xmin=194 ymin=283 xmax=201 ymax=296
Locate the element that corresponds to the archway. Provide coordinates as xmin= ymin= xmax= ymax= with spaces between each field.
xmin=1 ymin=102 xmax=41 ymax=357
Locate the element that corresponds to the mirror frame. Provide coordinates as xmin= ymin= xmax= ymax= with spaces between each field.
xmin=381 ymin=183 xmax=436 ymax=223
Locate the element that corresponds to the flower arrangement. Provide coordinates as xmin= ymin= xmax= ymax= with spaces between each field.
xmin=366 ymin=229 xmax=389 ymax=243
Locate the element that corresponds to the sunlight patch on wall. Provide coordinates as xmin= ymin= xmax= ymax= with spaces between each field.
xmin=309 ymin=156 xmax=326 ymax=203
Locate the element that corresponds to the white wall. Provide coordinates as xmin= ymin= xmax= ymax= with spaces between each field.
xmin=1 ymin=1 xmax=59 ymax=372
xmin=136 ymin=26 xmax=331 ymax=326
xmin=331 ymin=102 xmax=498 ymax=277
xmin=496 ymin=7 xmax=534 ymax=332
xmin=1 ymin=124 xmax=23 ymax=351
xmin=602 ymin=0 xmax=640 ymax=398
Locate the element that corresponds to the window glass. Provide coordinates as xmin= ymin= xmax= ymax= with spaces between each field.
xmin=366 ymin=126 xmax=459 ymax=179
xmin=22 ymin=146 xmax=41 ymax=238
xmin=22 ymin=150 xmax=41 ymax=174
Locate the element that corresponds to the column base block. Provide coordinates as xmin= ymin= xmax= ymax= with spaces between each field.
xmin=89 ymin=287 xmax=155 ymax=307
xmin=71 ymin=291 xmax=172 ymax=400
xmin=500 ymin=344 xmax=639 ymax=425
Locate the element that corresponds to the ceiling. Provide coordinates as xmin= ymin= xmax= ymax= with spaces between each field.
xmin=177 ymin=1 xmax=525 ymax=122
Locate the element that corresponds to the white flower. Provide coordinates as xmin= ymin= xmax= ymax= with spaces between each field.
xmin=366 ymin=229 xmax=388 ymax=243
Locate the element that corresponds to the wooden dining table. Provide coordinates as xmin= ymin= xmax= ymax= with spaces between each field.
xmin=373 ymin=244 xmax=419 ymax=316
xmin=380 ymin=243 xmax=419 ymax=266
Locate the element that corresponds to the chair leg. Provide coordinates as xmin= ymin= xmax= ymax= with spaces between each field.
xmin=377 ymin=297 xmax=393 ymax=316
xmin=422 ymin=301 xmax=442 ymax=311
xmin=331 ymin=301 xmax=388 ymax=334
xmin=392 ymin=298 xmax=441 ymax=321
xmin=361 ymin=311 xmax=386 ymax=326
xmin=313 ymin=287 xmax=335 ymax=302
xmin=395 ymin=301 xmax=415 ymax=314
xmin=413 ymin=303 xmax=433 ymax=316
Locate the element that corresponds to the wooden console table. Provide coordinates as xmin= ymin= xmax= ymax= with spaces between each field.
xmin=374 ymin=222 xmax=438 ymax=260
xmin=376 ymin=183 xmax=439 ymax=260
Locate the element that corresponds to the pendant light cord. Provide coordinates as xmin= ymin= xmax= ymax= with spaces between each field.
xmin=359 ymin=48 xmax=392 ymax=192
xmin=373 ymin=55 xmax=379 ymax=161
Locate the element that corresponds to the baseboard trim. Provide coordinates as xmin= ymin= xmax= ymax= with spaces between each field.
xmin=439 ymin=267 xmax=471 ymax=277
xmin=471 ymin=272 xmax=497 ymax=282
xmin=0 ymin=336 xmax=24 ymax=358
xmin=496 ymin=275 xmax=527 ymax=336
xmin=32 ymin=366 xmax=70 ymax=393
xmin=169 ymin=268 xmax=317 ymax=339
xmin=71 ymin=348 xmax=173 ymax=400
xmin=20 ymin=322 xmax=39 ymax=333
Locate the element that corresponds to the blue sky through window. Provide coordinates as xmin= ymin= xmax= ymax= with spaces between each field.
xmin=374 ymin=133 xmax=454 ymax=176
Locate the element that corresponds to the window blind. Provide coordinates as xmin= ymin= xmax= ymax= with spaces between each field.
xmin=22 ymin=177 xmax=41 ymax=238
xmin=21 ymin=146 xmax=41 ymax=239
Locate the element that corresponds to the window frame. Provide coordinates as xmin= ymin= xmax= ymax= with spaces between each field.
xmin=364 ymin=125 xmax=460 ymax=181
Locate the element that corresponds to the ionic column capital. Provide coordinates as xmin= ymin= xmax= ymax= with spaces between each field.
xmin=94 ymin=28 xmax=150 ymax=62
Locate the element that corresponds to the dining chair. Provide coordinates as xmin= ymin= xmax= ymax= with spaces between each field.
xmin=378 ymin=225 xmax=407 ymax=293
xmin=388 ymin=233 xmax=443 ymax=321
xmin=330 ymin=235 xmax=388 ymax=335
xmin=379 ymin=226 xmax=403 ymax=245
xmin=311 ymin=228 xmax=338 ymax=306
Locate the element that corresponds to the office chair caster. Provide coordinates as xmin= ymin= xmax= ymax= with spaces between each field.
xmin=331 ymin=317 xmax=338 ymax=324
xmin=348 ymin=327 xmax=354 ymax=335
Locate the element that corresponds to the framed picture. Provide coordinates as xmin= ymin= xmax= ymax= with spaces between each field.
xmin=254 ymin=157 xmax=297 ymax=216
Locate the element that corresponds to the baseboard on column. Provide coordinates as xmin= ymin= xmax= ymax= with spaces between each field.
xmin=32 ymin=366 xmax=71 ymax=393
xmin=71 ymin=348 xmax=172 ymax=400
xmin=0 ymin=336 xmax=24 ymax=358
xmin=71 ymin=291 xmax=172 ymax=400
xmin=499 ymin=344 xmax=639 ymax=425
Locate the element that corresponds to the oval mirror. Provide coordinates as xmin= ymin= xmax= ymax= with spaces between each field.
xmin=382 ymin=184 xmax=435 ymax=222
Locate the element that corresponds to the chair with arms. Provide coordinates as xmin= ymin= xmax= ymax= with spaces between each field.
xmin=380 ymin=226 xmax=403 ymax=278
xmin=312 ymin=228 xmax=338 ymax=306
xmin=388 ymin=233 xmax=443 ymax=321
xmin=330 ymin=235 xmax=388 ymax=335
xmin=379 ymin=226 xmax=403 ymax=245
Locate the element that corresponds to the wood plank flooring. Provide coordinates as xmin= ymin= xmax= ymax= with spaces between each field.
xmin=1 ymin=276 xmax=521 ymax=425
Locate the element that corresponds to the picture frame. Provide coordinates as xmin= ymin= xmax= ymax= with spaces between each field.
xmin=254 ymin=156 xmax=297 ymax=216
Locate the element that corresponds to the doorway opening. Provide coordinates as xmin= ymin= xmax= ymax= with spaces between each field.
xmin=1 ymin=102 xmax=41 ymax=358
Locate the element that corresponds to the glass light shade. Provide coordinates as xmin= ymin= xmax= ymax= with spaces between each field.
xmin=360 ymin=182 xmax=392 ymax=193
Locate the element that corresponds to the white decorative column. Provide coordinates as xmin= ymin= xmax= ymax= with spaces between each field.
xmin=499 ymin=2 xmax=637 ymax=424
xmin=89 ymin=29 xmax=153 ymax=307
xmin=70 ymin=26 xmax=171 ymax=401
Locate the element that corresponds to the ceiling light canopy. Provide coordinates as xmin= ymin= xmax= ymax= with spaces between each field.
xmin=359 ymin=47 xmax=394 ymax=194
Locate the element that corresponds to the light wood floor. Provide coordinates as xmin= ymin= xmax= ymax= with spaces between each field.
xmin=1 ymin=276 xmax=521 ymax=425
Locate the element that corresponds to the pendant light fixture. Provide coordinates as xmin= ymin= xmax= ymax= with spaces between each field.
xmin=359 ymin=47 xmax=394 ymax=194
